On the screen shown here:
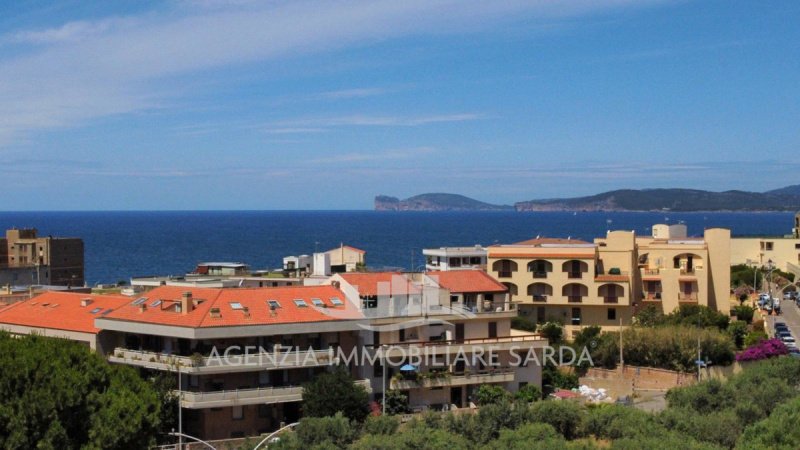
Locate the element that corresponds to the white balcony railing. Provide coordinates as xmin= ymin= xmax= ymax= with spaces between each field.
xmin=377 ymin=334 xmax=545 ymax=359
xmin=391 ymin=368 xmax=514 ymax=390
xmin=108 ymin=347 xmax=338 ymax=374
xmin=179 ymin=379 xmax=372 ymax=409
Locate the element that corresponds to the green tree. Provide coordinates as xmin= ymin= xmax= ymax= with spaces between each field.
xmin=728 ymin=320 xmax=748 ymax=349
xmin=293 ymin=412 xmax=358 ymax=449
xmin=301 ymin=366 xmax=370 ymax=422
xmin=475 ymin=384 xmax=511 ymax=405
xmin=736 ymin=396 xmax=800 ymax=449
xmin=732 ymin=305 xmax=754 ymax=323
xmin=527 ymin=399 xmax=585 ymax=439
xmin=381 ymin=389 xmax=410 ymax=415
xmin=539 ymin=321 xmax=564 ymax=343
xmin=362 ymin=414 xmax=399 ymax=435
xmin=0 ymin=333 xmax=161 ymax=450
xmin=633 ymin=304 xmax=665 ymax=327
xmin=515 ymin=384 xmax=542 ymax=402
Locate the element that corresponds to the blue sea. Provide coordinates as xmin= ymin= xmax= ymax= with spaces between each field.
xmin=0 ymin=211 xmax=793 ymax=285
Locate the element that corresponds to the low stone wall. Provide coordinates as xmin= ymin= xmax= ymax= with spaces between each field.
xmin=581 ymin=365 xmax=696 ymax=394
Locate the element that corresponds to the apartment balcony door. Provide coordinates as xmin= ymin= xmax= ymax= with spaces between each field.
xmin=488 ymin=322 xmax=497 ymax=339
xmin=455 ymin=323 xmax=465 ymax=343
xmin=451 ymin=386 xmax=463 ymax=407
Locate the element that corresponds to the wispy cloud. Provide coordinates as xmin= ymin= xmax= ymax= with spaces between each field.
xmin=315 ymin=87 xmax=388 ymax=100
xmin=271 ymin=113 xmax=481 ymax=129
xmin=0 ymin=0 xmax=672 ymax=146
xmin=309 ymin=146 xmax=434 ymax=164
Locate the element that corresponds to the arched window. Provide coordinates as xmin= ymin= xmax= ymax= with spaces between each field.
xmin=527 ymin=283 xmax=552 ymax=302
xmin=598 ymin=283 xmax=624 ymax=303
xmin=562 ymin=283 xmax=588 ymax=303
xmin=501 ymin=282 xmax=518 ymax=296
xmin=562 ymin=260 xmax=588 ymax=279
xmin=492 ymin=259 xmax=518 ymax=278
xmin=527 ymin=260 xmax=553 ymax=278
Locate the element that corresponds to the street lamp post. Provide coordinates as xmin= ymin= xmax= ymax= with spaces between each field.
xmin=381 ymin=344 xmax=387 ymax=415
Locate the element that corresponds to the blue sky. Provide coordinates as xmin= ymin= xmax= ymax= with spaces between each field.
xmin=0 ymin=0 xmax=798 ymax=210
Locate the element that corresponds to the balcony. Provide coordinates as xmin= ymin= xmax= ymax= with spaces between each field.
xmin=643 ymin=268 xmax=660 ymax=276
xmin=532 ymin=294 xmax=547 ymax=302
xmin=567 ymin=272 xmax=582 ymax=279
xmin=497 ymin=271 xmax=513 ymax=278
xmin=567 ymin=295 xmax=583 ymax=303
xmin=179 ymin=379 xmax=372 ymax=408
xmin=391 ymin=368 xmax=514 ymax=390
xmin=532 ymin=271 xmax=548 ymax=279
xmin=678 ymin=293 xmax=698 ymax=302
xmin=603 ymin=296 xmax=619 ymax=304
xmin=108 ymin=347 xmax=338 ymax=374
xmin=377 ymin=334 xmax=545 ymax=359
xmin=644 ymin=292 xmax=662 ymax=301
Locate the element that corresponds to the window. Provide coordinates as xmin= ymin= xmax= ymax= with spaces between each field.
xmin=132 ymin=297 xmax=147 ymax=306
xmin=89 ymin=307 xmax=102 ymax=314
xmin=229 ymin=302 xmax=244 ymax=310
xmin=232 ymin=405 xmax=244 ymax=420
xmin=267 ymin=300 xmax=281 ymax=309
xmin=766 ymin=242 xmax=774 ymax=251
xmin=151 ymin=300 xmax=162 ymax=307
xmin=330 ymin=297 xmax=343 ymax=306
xmin=101 ymin=309 xmax=114 ymax=316
xmin=311 ymin=298 xmax=324 ymax=307
xmin=607 ymin=308 xmax=616 ymax=321
xmin=293 ymin=299 xmax=308 ymax=307
xmin=488 ymin=321 xmax=497 ymax=339
xmin=571 ymin=307 xmax=581 ymax=325
xmin=399 ymin=328 xmax=406 ymax=342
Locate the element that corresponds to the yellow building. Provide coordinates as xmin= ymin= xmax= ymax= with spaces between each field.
xmin=730 ymin=211 xmax=800 ymax=280
xmin=487 ymin=225 xmax=730 ymax=338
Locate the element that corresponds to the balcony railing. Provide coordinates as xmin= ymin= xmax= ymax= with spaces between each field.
xmin=679 ymin=268 xmax=697 ymax=275
xmin=603 ymin=296 xmax=619 ymax=304
xmin=178 ymin=379 xmax=372 ymax=408
xmin=643 ymin=268 xmax=660 ymax=276
xmin=567 ymin=272 xmax=582 ymax=279
xmin=375 ymin=334 xmax=545 ymax=358
xmin=109 ymin=347 xmax=338 ymax=374
xmin=678 ymin=293 xmax=698 ymax=301
xmin=391 ymin=368 xmax=514 ymax=390
xmin=645 ymin=292 xmax=662 ymax=300
xmin=567 ymin=295 xmax=583 ymax=303
xmin=532 ymin=271 xmax=548 ymax=279
xmin=497 ymin=271 xmax=513 ymax=278
xmin=532 ymin=294 xmax=547 ymax=302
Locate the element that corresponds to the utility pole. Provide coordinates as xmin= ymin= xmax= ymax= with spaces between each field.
xmin=382 ymin=345 xmax=387 ymax=415
xmin=618 ymin=317 xmax=624 ymax=374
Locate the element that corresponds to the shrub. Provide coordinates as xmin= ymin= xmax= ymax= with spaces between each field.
xmin=475 ymin=384 xmax=512 ymax=405
xmin=737 ymin=396 xmax=800 ymax=449
xmin=584 ymin=404 xmax=658 ymax=440
xmin=362 ymin=414 xmax=399 ymax=435
xmin=743 ymin=331 xmax=768 ymax=347
xmin=485 ymin=423 xmax=567 ymax=450
xmin=539 ymin=321 xmax=564 ymax=343
xmin=736 ymin=338 xmax=788 ymax=362
xmin=515 ymin=384 xmax=542 ymax=403
xmin=732 ymin=305 xmax=755 ymax=323
xmin=622 ymin=325 xmax=735 ymax=372
xmin=528 ymin=400 xmax=585 ymax=439
xmin=511 ymin=315 xmax=537 ymax=332
xmin=293 ymin=412 xmax=358 ymax=449
xmin=381 ymin=389 xmax=410 ymax=415
xmin=728 ymin=320 xmax=748 ymax=349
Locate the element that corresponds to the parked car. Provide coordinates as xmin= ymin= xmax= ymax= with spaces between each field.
xmin=781 ymin=336 xmax=796 ymax=345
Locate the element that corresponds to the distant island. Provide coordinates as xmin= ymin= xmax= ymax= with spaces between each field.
xmin=375 ymin=194 xmax=513 ymax=211
xmin=376 ymin=185 xmax=800 ymax=212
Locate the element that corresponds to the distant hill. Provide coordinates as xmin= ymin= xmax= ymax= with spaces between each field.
xmin=375 ymin=193 xmax=513 ymax=211
xmin=766 ymin=184 xmax=800 ymax=197
xmin=376 ymin=186 xmax=800 ymax=212
xmin=514 ymin=188 xmax=800 ymax=212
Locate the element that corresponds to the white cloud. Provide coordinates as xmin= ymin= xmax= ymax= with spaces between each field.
xmin=0 ymin=0 xmax=672 ymax=146
xmin=309 ymin=146 xmax=434 ymax=164
xmin=271 ymin=113 xmax=480 ymax=128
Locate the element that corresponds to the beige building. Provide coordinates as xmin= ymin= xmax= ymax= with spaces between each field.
xmin=325 ymin=244 xmax=365 ymax=272
xmin=730 ymin=212 xmax=800 ymax=280
xmin=487 ymin=225 xmax=730 ymax=338
xmin=0 ymin=228 xmax=84 ymax=286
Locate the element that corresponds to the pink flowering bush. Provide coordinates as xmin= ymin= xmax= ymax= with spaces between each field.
xmin=736 ymin=338 xmax=788 ymax=362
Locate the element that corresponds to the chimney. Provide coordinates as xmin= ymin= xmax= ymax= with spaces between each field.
xmin=242 ymin=306 xmax=251 ymax=319
xmin=138 ymin=304 xmax=147 ymax=313
xmin=80 ymin=298 xmax=93 ymax=307
xmin=180 ymin=291 xmax=193 ymax=315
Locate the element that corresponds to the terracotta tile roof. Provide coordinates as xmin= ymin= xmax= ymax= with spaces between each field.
xmin=513 ymin=238 xmax=591 ymax=246
xmin=0 ymin=291 xmax=129 ymax=334
xmin=595 ymin=275 xmax=630 ymax=283
xmin=101 ymin=285 xmax=362 ymax=328
xmin=339 ymin=272 xmax=420 ymax=296
xmin=426 ymin=270 xmax=507 ymax=294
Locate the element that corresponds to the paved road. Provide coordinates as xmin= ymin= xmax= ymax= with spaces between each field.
xmin=766 ymin=298 xmax=800 ymax=340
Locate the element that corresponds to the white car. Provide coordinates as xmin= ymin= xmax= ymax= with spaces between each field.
xmin=781 ymin=336 xmax=795 ymax=344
